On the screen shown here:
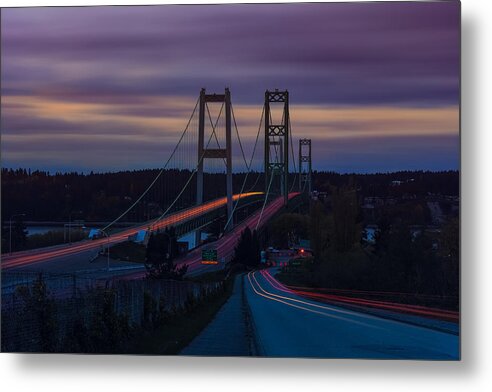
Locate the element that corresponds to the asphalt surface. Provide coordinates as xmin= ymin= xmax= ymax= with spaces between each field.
xmin=2 ymin=193 xmax=298 ymax=281
xmin=181 ymin=274 xmax=255 ymax=356
xmin=245 ymin=269 xmax=459 ymax=359
xmin=121 ymin=193 xmax=300 ymax=279
xmin=1 ymin=192 xmax=263 ymax=273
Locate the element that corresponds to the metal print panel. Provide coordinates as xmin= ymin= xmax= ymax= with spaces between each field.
xmin=0 ymin=1 xmax=460 ymax=359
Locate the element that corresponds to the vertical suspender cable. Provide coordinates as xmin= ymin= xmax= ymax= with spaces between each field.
xmin=101 ymin=96 xmax=200 ymax=232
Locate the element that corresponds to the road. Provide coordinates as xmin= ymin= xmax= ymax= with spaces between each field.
xmin=122 ymin=193 xmax=300 ymax=278
xmin=245 ymin=269 xmax=459 ymax=359
xmin=2 ymin=192 xmax=298 ymax=280
xmin=1 ymin=192 xmax=263 ymax=271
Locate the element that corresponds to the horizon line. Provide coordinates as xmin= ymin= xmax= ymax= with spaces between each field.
xmin=1 ymin=166 xmax=460 ymax=176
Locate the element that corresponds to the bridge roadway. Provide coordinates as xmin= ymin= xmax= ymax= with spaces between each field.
xmin=1 ymin=192 xmax=263 ymax=271
xmin=119 ymin=192 xmax=300 ymax=279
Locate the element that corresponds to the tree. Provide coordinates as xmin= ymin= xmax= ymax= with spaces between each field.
xmin=235 ymin=227 xmax=252 ymax=265
xmin=269 ymin=213 xmax=309 ymax=249
xmin=16 ymin=274 xmax=57 ymax=352
xmin=145 ymin=227 xmax=187 ymax=280
xmin=1 ymin=217 xmax=7 ymax=252
xmin=440 ymin=217 xmax=459 ymax=297
xmin=251 ymin=230 xmax=261 ymax=267
xmin=374 ymin=213 xmax=391 ymax=255
xmin=234 ymin=227 xmax=261 ymax=267
xmin=10 ymin=215 xmax=28 ymax=252
xmin=331 ymin=185 xmax=359 ymax=252
xmin=309 ymin=201 xmax=329 ymax=259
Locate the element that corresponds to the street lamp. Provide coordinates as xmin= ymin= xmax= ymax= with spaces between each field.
xmin=100 ymin=228 xmax=110 ymax=272
xmin=9 ymin=213 xmax=26 ymax=255
xmin=68 ymin=210 xmax=83 ymax=245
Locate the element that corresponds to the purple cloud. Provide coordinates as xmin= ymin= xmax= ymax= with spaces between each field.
xmin=0 ymin=2 xmax=460 ymax=172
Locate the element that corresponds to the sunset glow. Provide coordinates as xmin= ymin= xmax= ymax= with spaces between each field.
xmin=1 ymin=2 xmax=460 ymax=173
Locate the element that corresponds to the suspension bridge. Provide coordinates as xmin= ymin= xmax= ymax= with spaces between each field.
xmin=1 ymin=88 xmax=313 ymax=276
xmin=1 ymin=89 xmax=460 ymax=361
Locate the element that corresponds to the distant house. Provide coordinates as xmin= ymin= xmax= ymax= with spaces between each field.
xmin=363 ymin=225 xmax=378 ymax=244
xmin=88 ymin=228 xmax=103 ymax=239
xmin=128 ymin=229 xmax=150 ymax=246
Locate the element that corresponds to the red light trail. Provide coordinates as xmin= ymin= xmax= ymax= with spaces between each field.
xmin=259 ymin=269 xmax=459 ymax=323
xmin=1 ymin=192 xmax=263 ymax=270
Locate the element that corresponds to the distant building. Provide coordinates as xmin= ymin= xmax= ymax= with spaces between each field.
xmin=88 ymin=228 xmax=103 ymax=239
xmin=128 ymin=229 xmax=150 ymax=246
xmin=363 ymin=225 xmax=378 ymax=244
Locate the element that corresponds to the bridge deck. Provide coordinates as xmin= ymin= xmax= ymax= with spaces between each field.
xmin=121 ymin=192 xmax=300 ymax=279
xmin=1 ymin=192 xmax=264 ymax=270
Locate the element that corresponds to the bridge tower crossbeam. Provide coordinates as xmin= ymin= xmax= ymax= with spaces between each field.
xmin=264 ymin=89 xmax=289 ymax=206
xmin=196 ymin=88 xmax=233 ymax=245
xmin=299 ymin=138 xmax=312 ymax=194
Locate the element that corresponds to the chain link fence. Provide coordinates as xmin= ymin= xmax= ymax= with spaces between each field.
xmin=1 ymin=271 xmax=223 ymax=353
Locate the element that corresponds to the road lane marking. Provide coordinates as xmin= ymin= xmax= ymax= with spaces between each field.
xmin=258 ymin=270 xmax=390 ymax=322
xmin=261 ymin=270 xmax=458 ymax=322
xmin=247 ymin=271 xmax=383 ymax=329
xmin=254 ymin=270 xmax=460 ymax=346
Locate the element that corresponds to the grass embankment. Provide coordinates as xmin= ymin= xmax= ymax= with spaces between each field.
xmin=276 ymin=248 xmax=372 ymax=289
xmin=4 ymin=230 xmax=87 ymax=253
xmin=275 ymin=250 xmax=458 ymax=311
xmin=108 ymin=241 xmax=146 ymax=263
xmin=126 ymin=269 xmax=237 ymax=355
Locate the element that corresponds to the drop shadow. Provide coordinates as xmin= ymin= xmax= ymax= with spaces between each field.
xmin=6 ymin=6 xmax=479 ymax=382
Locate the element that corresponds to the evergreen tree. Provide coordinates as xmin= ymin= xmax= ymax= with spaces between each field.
xmin=10 ymin=215 xmax=28 ymax=252
xmin=251 ymin=230 xmax=261 ymax=267
xmin=234 ymin=227 xmax=261 ymax=267
xmin=309 ymin=201 xmax=329 ymax=259
xmin=331 ymin=185 xmax=359 ymax=252
xmin=145 ymin=227 xmax=187 ymax=279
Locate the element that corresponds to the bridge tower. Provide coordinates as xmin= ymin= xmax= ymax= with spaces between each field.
xmin=299 ymin=138 xmax=312 ymax=194
xmin=264 ymin=89 xmax=289 ymax=206
xmin=196 ymin=88 xmax=233 ymax=245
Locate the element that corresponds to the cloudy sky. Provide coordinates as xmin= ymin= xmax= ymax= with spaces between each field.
xmin=1 ymin=1 xmax=460 ymax=173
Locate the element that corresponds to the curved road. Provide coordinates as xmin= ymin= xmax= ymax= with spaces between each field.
xmin=245 ymin=269 xmax=459 ymax=359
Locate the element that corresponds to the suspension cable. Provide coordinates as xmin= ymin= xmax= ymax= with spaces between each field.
xmin=101 ymin=95 xmax=200 ymax=232
xmin=246 ymin=169 xmax=262 ymax=193
xmin=219 ymin=104 xmax=265 ymax=236
xmin=288 ymin=115 xmax=298 ymax=193
xmin=150 ymin=101 xmax=224 ymax=229
xmin=231 ymin=102 xmax=250 ymax=171
xmin=244 ymin=103 xmax=269 ymax=193
xmin=255 ymin=169 xmax=275 ymax=231
xmin=205 ymin=102 xmax=226 ymax=168
xmin=302 ymin=175 xmax=308 ymax=193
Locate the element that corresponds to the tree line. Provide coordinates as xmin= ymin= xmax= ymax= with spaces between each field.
xmin=273 ymin=178 xmax=459 ymax=308
xmin=2 ymin=169 xmax=458 ymax=225
xmin=313 ymin=170 xmax=459 ymax=198
xmin=1 ymin=168 xmax=261 ymax=223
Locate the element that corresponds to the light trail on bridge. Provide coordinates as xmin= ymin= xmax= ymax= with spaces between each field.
xmin=1 ymin=192 xmax=263 ymax=270
xmin=184 ymin=192 xmax=300 ymax=274
xmin=118 ymin=192 xmax=300 ymax=279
